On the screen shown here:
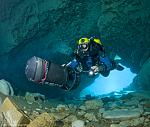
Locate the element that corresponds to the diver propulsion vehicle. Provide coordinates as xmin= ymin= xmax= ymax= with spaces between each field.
xmin=25 ymin=56 xmax=80 ymax=90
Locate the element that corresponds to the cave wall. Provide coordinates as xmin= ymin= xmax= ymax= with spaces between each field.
xmin=97 ymin=0 xmax=150 ymax=73
xmin=0 ymin=0 xmax=101 ymax=55
xmin=129 ymin=58 xmax=150 ymax=90
xmin=0 ymin=0 xmax=150 ymax=94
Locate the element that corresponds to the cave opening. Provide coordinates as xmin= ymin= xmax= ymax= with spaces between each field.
xmin=80 ymin=64 xmax=137 ymax=98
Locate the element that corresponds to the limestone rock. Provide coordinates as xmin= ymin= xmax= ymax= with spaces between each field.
xmin=103 ymin=108 xmax=143 ymax=120
xmin=49 ymin=113 xmax=69 ymax=121
xmin=99 ymin=108 xmax=105 ymax=114
xmin=77 ymin=110 xmax=86 ymax=117
xmin=0 ymin=79 xmax=14 ymax=96
xmin=98 ymin=0 xmax=150 ymax=73
xmin=0 ymin=113 xmax=9 ymax=127
xmin=86 ymin=122 xmax=106 ymax=127
xmin=132 ymin=58 xmax=150 ymax=90
xmin=72 ymin=120 xmax=85 ymax=127
xmin=141 ymin=100 xmax=150 ymax=108
xmin=110 ymin=124 xmax=121 ymax=127
xmin=144 ymin=118 xmax=150 ymax=127
xmin=124 ymin=99 xmax=139 ymax=107
xmin=56 ymin=104 xmax=69 ymax=113
xmin=1 ymin=97 xmax=30 ymax=127
xmin=27 ymin=112 xmax=55 ymax=127
xmin=68 ymin=104 xmax=77 ymax=113
xmin=84 ymin=113 xmax=98 ymax=122
xmin=85 ymin=99 xmax=103 ymax=110
xmin=64 ymin=115 xmax=78 ymax=123
xmin=129 ymin=91 xmax=150 ymax=100
xmin=0 ymin=0 xmax=67 ymax=55
xmin=79 ymin=105 xmax=86 ymax=111
xmin=0 ymin=0 xmax=101 ymax=56
xmin=25 ymin=92 xmax=45 ymax=104
xmin=119 ymin=117 xmax=145 ymax=127
xmin=106 ymin=101 xmax=124 ymax=109
xmin=110 ymin=117 xmax=145 ymax=127
xmin=97 ymin=108 xmax=105 ymax=119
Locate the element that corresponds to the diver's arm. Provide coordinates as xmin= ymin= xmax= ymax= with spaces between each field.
xmin=66 ymin=58 xmax=79 ymax=69
xmin=66 ymin=48 xmax=81 ymax=69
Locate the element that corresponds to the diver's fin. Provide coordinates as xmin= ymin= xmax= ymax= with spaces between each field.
xmin=116 ymin=64 xmax=124 ymax=71
xmin=114 ymin=54 xmax=122 ymax=61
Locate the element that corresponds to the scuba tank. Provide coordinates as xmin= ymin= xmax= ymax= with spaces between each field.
xmin=25 ymin=56 xmax=80 ymax=90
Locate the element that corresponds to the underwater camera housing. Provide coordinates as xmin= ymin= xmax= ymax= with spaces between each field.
xmin=25 ymin=56 xmax=80 ymax=90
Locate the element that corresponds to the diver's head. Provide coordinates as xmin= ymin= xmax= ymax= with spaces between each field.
xmin=77 ymin=37 xmax=90 ymax=52
xmin=77 ymin=37 xmax=103 ymax=45
xmin=25 ymin=56 xmax=48 ymax=83
xmin=77 ymin=37 xmax=90 ymax=45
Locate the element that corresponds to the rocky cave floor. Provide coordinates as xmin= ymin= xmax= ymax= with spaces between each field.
xmin=0 ymin=91 xmax=150 ymax=127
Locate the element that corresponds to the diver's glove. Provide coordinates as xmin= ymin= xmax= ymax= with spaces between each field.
xmin=62 ymin=60 xmax=83 ymax=73
xmin=88 ymin=65 xmax=101 ymax=76
xmin=89 ymin=63 xmax=108 ymax=76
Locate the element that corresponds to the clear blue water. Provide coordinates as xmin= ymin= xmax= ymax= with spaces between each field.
xmin=80 ymin=64 xmax=136 ymax=97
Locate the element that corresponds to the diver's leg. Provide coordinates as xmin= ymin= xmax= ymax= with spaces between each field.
xmin=99 ymin=56 xmax=113 ymax=71
xmin=111 ymin=60 xmax=124 ymax=71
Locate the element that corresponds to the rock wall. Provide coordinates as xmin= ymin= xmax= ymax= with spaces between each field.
xmin=0 ymin=0 xmax=101 ymax=55
xmin=98 ymin=0 xmax=150 ymax=73
xmin=130 ymin=58 xmax=150 ymax=90
xmin=0 ymin=0 xmax=150 ymax=93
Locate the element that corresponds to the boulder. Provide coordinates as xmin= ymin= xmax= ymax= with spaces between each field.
xmin=72 ymin=120 xmax=85 ymax=127
xmin=103 ymin=108 xmax=143 ymax=120
xmin=25 ymin=92 xmax=45 ymax=104
xmin=110 ymin=117 xmax=145 ymax=127
xmin=0 ymin=79 xmax=14 ymax=96
xmin=124 ymin=99 xmax=139 ymax=107
xmin=1 ymin=97 xmax=30 ymax=127
xmin=132 ymin=58 xmax=150 ymax=90
xmin=27 ymin=112 xmax=55 ymax=127
xmin=85 ymin=99 xmax=103 ymax=110
xmin=119 ymin=117 xmax=145 ymax=127
xmin=84 ymin=113 xmax=98 ymax=122
xmin=129 ymin=91 xmax=150 ymax=100
xmin=49 ymin=112 xmax=70 ymax=121
xmin=56 ymin=104 xmax=69 ymax=113
xmin=110 ymin=124 xmax=121 ymax=127
xmin=64 ymin=115 xmax=78 ymax=123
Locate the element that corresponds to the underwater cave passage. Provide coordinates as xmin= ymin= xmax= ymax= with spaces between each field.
xmin=80 ymin=64 xmax=137 ymax=97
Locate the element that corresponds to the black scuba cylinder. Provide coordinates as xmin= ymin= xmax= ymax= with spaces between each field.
xmin=45 ymin=62 xmax=68 ymax=87
xmin=25 ymin=56 xmax=80 ymax=90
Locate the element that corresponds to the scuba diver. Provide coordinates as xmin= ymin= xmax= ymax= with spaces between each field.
xmin=25 ymin=37 xmax=124 ymax=91
xmin=65 ymin=37 xmax=124 ymax=77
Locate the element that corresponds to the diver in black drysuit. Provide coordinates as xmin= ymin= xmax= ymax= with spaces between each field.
xmin=25 ymin=37 xmax=124 ymax=91
xmin=66 ymin=37 xmax=122 ymax=77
